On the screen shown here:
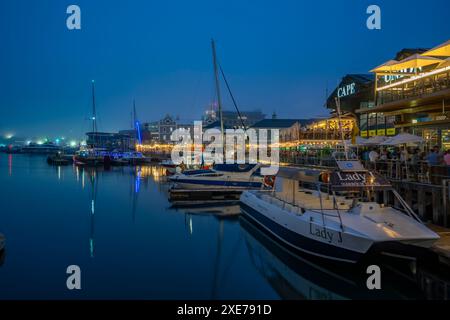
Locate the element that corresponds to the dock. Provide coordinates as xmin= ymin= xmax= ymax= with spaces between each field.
xmin=168 ymin=188 xmax=243 ymax=206
xmin=428 ymin=224 xmax=450 ymax=266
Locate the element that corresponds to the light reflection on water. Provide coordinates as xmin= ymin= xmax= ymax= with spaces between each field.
xmin=0 ymin=154 xmax=449 ymax=300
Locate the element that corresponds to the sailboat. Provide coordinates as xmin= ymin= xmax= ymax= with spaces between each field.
xmin=169 ymin=40 xmax=272 ymax=190
xmin=74 ymin=80 xmax=106 ymax=166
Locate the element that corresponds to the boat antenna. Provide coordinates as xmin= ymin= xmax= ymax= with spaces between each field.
xmin=211 ymin=39 xmax=225 ymax=143
xmin=334 ymin=96 xmax=348 ymax=160
xmin=218 ymin=63 xmax=247 ymax=131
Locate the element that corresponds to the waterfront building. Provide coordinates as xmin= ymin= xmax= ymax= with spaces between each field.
xmin=356 ymin=40 xmax=450 ymax=148
xmin=158 ymin=115 xmax=178 ymax=143
xmin=326 ymin=74 xmax=375 ymax=119
xmin=142 ymin=121 xmax=160 ymax=143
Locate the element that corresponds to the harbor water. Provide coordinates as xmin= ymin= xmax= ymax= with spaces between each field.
xmin=0 ymin=154 xmax=449 ymax=300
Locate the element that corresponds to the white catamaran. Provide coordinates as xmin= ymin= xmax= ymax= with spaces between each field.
xmin=240 ymin=160 xmax=439 ymax=263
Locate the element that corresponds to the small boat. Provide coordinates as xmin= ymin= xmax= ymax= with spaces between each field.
xmin=21 ymin=142 xmax=61 ymax=154
xmin=240 ymin=160 xmax=439 ymax=264
xmin=161 ymin=157 xmax=205 ymax=175
xmin=161 ymin=159 xmax=179 ymax=175
xmin=0 ymin=233 xmax=5 ymax=252
xmin=47 ymin=155 xmax=70 ymax=165
xmin=122 ymin=152 xmax=151 ymax=165
xmin=169 ymin=163 xmax=274 ymax=190
xmin=73 ymin=149 xmax=105 ymax=166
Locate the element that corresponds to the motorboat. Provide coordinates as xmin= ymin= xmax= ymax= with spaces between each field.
xmin=240 ymin=160 xmax=439 ymax=263
xmin=169 ymin=163 xmax=274 ymax=190
xmin=73 ymin=148 xmax=105 ymax=166
xmin=121 ymin=152 xmax=151 ymax=165
xmin=47 ymin=153 xmax=70 ymax=165
xmin=21 ymin=142 xmax=61 ymax=154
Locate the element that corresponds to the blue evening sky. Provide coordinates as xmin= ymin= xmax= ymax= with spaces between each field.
xmin=0 ymin=0 xmax=449 ymax=139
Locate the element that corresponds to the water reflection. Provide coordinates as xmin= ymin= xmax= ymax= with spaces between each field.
xmin=1 ymin=154 xmax=450 ymax=299
xmin=239 ymin=214 xmax=450 ymax=299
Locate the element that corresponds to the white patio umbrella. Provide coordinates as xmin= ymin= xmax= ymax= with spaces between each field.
xmin=339 ymin=136 xmax=367 ymax=147
xmin=381 ymin=133 xmax=424 ymax=146
xmin=362 ymin=136 xmax=388 ymax=145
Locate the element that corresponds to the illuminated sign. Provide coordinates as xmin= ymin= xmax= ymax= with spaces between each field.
xmin=369 ymin=130 xmax=376 ymax=137
xmin=360 ymin=131 xmax=368 ymax=137
xmin=386 ymin=128 xmax=396 ymax=136
xmin=337 ymin=82 xmax=356 ymax=98
xmin=377 ymin=129 xmax=386 ymax=136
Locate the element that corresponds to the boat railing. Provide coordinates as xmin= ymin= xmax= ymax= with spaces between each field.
xmin=391 ymin=188 xmax=423 ymax=224
xmin=256 ymin=188 xmax=346 ymax=232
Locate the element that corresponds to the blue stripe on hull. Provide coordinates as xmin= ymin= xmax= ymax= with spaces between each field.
xmin=240 ymin=202 xmax=364 ymax=263
xmin=172 ymin=178 xmax=262 ymax=188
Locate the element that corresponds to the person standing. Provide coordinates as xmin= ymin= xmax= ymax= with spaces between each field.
xmin=426 ymin=146 xmax=440 ymax=165
xmin=444 ymin=150 xmax=450 ymax=166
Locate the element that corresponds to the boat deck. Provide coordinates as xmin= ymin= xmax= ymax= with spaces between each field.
xmin=254 ymin=189 xmax=352 ymax=215
xmin=168 ymin=188 xmax=243 ymax=205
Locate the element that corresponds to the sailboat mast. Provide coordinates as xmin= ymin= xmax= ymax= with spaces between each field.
xmin=133 ymin=99 xmax=137 ymax=126
xmin=91 ymin=80 xmax=97 ymax=133
xmin=211 ymin=39 xmax=224 ymax=141
xmin=91 ymin=80 xmax=98 ymax=149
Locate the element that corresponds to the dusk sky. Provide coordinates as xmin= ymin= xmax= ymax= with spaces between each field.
xmin=0 ymin=0 xmax=449 ymax=139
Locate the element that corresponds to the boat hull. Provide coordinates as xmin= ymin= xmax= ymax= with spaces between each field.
xmin=171 ymin=178 xmax=263 ymax=190
xmin=240 ymin=202 xmax=365 ymax=263
xmin=240 ymin=190 xmax=439 ymax=264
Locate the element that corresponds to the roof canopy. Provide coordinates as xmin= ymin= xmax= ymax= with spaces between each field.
xmin=372 ymin=54 xmax=442 ymax=73
xmin=422 ymin=40 xmax=450 ymax=57
xmin=370 ymin=60 xmax=399 ymax=73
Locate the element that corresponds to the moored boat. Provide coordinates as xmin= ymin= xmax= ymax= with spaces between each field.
xmin=47 ymin=154 xmax=70 ymax=165
xmin=169 ymin=163 xmax=274 ymax=190
xmin=73 ymin=149 xmax=105 ymax=166
xmin=122 ymin=151 xmax=151 ymax=165
xmin=240 ymin=160 xmax=439 ymax=263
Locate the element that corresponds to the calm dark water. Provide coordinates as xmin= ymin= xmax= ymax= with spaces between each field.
xmin=0 ymin=154 xmax=449 ymax=300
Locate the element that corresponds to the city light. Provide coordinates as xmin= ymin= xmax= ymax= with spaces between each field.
xmin=5 ymin=134 xmax=13 ymax=139
xmin=70 ymin=141 xmax=77 ymax=147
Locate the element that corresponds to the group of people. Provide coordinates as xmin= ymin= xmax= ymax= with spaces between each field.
xmin=363 ymin=145 xmax=450 ymax=166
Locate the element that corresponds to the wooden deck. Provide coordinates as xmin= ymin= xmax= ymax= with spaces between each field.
xmin=428 ymin=224 xmax=450 ymax=266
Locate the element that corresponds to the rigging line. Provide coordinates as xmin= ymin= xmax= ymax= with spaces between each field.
xmin=218 ymin=63 xmax=247 ymax=131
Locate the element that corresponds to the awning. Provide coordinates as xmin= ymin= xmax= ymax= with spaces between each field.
xmin=438 ymin=57 xmax=450 ymax=68
xmin=371 ymin=54 xmax=442 ymax=73
xmin=422 ymin=40 xmax=450 ymax=57
xmin=370 ymin=60 xmax=399 ymax=73
xmin=339 ymin=136 xmax=367 ymax=146
xmin=362 ymin=135 xmax=388 ymax=145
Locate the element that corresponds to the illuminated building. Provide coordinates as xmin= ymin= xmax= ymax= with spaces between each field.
xmin=356 ymin=40 xmax=450 ymax=148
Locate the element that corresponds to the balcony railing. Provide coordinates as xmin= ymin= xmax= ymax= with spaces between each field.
xmin=377 ymin=70 xmax=450 ymax=105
